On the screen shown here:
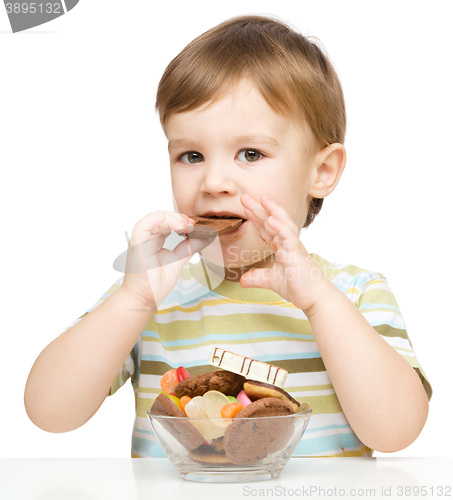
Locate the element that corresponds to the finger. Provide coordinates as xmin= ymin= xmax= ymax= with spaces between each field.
xmin=241 ymin=194 xmax=271 ymax=227
xmin=242 ymin=193 xmax=277 ymax=238
xmin=243 ymin=207 xmax=266 ymax=233
xmin=242 ymin=195 xmax=282 ymax=245
xmin=124 ymin=234 xmax=169 ymax=273
xmin=136 ymin=211 xmax=193 ymax=233
xmin=133 ymin=212 xmax=193 ymax=244
xmin=140 ymin=235 xmax=216 ymax=272
xmin=148 ymin=212 xmax=194 ymax=234
xmin=172 ymin=236 xmax=216 ymax=262
xmin=260 ymin=195 xmax=300 ymax=234
xmin=242 ymin=207 xmax=275 ymax=247
xmin=267 ymin=217 xmax=300 ymax=254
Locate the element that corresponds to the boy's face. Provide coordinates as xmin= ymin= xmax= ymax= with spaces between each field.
xmin=166 ymin=79 xmax=318 ymax=278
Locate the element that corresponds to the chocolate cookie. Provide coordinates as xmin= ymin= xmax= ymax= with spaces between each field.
xmin=174 ymin=370 xmax=245 ymax=399
xmin=176 ymin=216 xmax=243 ymax=239
xmin=223 ymin=398 xmax=295 ymax=464
xmin=189 ymin=448 xmax=234 ymax=465
xmin=208 ymin=437 xmax=225 ymax=453
xmin=244 ymin=380 xmax=301 ymax=412
xmin=189 ymin=437 xmax=225 ymax=457
xmin=148 ymin=393 xmax=204 ymax=451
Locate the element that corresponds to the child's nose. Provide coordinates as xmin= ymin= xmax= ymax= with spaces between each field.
xmin=201 ymin=161 xmax=237 ymax=195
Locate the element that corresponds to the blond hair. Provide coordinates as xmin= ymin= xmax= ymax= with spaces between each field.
xmin=155 ymin=15 xmax=346 ymax=227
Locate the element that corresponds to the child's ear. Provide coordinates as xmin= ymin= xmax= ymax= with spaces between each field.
xmin=308 ymin=143 xmax=346 ymax=199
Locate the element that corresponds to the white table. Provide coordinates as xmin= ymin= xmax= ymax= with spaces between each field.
xmin=1 ymin=458 xmax=452 ymax=499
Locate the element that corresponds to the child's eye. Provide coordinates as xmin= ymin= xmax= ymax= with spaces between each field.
xmin=237 ymin=149 xmax=263 ymax=163
xmin=178 ymin=151 xmax=204 ymax=164
xmin=177 ymin=149 xmax=263 ymax=164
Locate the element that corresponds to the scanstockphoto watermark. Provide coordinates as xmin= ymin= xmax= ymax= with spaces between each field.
xmin=242 ymin=485 xmax=376 ymax=497
xmin=242 ymin=485 xmax=452 ymax=497
xmin=225 ymin=246 xmax=324 ymax=283
xmin=3 ymin=0 xmax=79 ymax=33
xmin=113 ymin=235 xmax=323 ymax=283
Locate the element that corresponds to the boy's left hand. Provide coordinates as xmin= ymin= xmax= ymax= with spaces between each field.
xmin=240 ymin=194 xmax=330 ymax=313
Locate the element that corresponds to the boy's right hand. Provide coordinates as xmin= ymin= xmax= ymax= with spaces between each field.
xmin=121 ymin=211 xmax=213 ymax=309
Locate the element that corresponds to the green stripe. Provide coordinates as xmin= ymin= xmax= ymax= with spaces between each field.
xmin=357 ymin=286 xmax=400 ymax=309
xmin=272 ymin=358 xmax=326 ymax=373
xmin=144 ymin=314 xmax=314 ymax=340
xmin=141 ymin=336 xmax=315 ymax=351
xmin=110 ymin=373 xmax=122 ymax=396
xmin=311 ymin=254 xmax=386 ymax=283
xmin=287 ymin=383 xmax=333 ymax=392
xmin=140 ymin=361 xmax=215 ymax=377
xmin=373 ymin=324 xmax=409 ymax=340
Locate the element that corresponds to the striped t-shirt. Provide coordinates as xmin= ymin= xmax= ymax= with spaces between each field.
xmin=66 ymin=253 xmax=432 ymax=458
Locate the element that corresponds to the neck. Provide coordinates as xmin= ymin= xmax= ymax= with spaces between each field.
xmin=203 ymin=252 xmax=275 ymax=282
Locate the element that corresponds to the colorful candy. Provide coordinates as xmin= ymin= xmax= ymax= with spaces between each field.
xmin=220 ymin=403 xmax=244 ymax=418
xmin=161 ymin=391 xmax=181 ymax=409
xmin=184 ymin=396 xmax=226 ymax=440
xmin=179 ymin=396 xmax=192 ymax=416
xmin=202 ymin=390 xmax=231 ymax=419
xmin=160 ymin=369 xmax=178 ymax=393
xmin=158 ymin=363 xmax=278 ymax=443
xmin=237 ymin=390 xmax=252 ymax=408
xmin=176 ymin=366 xmax=191 ymax=383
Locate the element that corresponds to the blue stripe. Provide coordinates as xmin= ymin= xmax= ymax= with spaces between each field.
xmin=359 ymin=303 xmax=401 ymax=313
xmin=333 ymin=278 xmax=355 ymax=293
xmin=305 ymin=423 xmax=351 ymax=434
xmin=367 ymin=320 xmax=405 ymax=329
xmin=353 ymin=273 xmax=379 ymax=288
xmin=142 ymin=330 xmax=314 ymax=346
xmin=160 ymin=284 xmax=208 ymax=308
xmin=334 ymin=273 xmax=380 ymax=293
xmin=294 ymin=432 xmax=362 ymax=456
xmin=133 ymin=426 xmax=154 ymax=436
xmin=132 ymin=436 xmax=166 ymax=458
xmin=171 ymin=294 xmax=213 ymax=307
xmin=136 ymin=423 xmax=353 ymax=437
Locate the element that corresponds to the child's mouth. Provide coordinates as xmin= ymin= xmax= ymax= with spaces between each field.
xmin=198 ymin=215 xmax=248 ymax=236
xmin=218 ymin=218 xmax=248 ymax=235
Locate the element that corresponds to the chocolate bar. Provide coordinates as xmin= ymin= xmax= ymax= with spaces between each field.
xmin=207 ymin=348 xmax=288 ymax=388
xmin=177 ymin=216 xmax=243 ymax=239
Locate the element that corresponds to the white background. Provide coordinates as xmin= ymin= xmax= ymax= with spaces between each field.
xmin=1 ymin=1 xmax=452 ymax=459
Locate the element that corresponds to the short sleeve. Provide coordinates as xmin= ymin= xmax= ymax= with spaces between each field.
xmin=109 ymin=350 xmax=136 ymax=396
xmin=61 ymin=275 xmax=136 ymax=396
xmin=352 ymin=273 xmax=432 ymax=402
xmin=61 ymin=276 xmax=124 ymax=333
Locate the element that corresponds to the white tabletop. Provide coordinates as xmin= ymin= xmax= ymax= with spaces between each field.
xmin=1 ymin=458 xmax=452 ymax=500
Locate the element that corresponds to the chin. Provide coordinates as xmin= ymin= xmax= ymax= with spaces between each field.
xmin=197 ymin=227 xmax=270 ymax=265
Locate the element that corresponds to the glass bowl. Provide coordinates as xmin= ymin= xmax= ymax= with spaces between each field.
xmin=147 ymin=408 xmax=312 ymax=483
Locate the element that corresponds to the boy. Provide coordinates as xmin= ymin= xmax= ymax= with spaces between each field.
xmin=24 ymin=15 xmax=431 ymax=457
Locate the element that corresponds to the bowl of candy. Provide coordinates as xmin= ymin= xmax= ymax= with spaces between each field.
xmin=146 ymin=349 xmax=312 ymax=483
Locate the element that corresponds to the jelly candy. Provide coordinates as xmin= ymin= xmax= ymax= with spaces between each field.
xmin=227 ymin=396 xmax=238 ymax=404
xmin=176 ymin=366 xmax=191 ymax=383
xmin=179 ymin=395 xmax=191 ymax=415
xmin=184 ymin=396 xmax=206 ymax=418
xmin=202 ymin=390 xmax=231 ymax=419
xmin=237 ymin=390 xmax=252 ymax=408
xmin=220 ymin=403 xmax=244 ymax=418
xmin=184 ymin=396 xmax=227 ymax=440
xmin=160 ymin=391 xmax=181 ymax=409
xmin=160 ymin=369 xmax=178 ymax=393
